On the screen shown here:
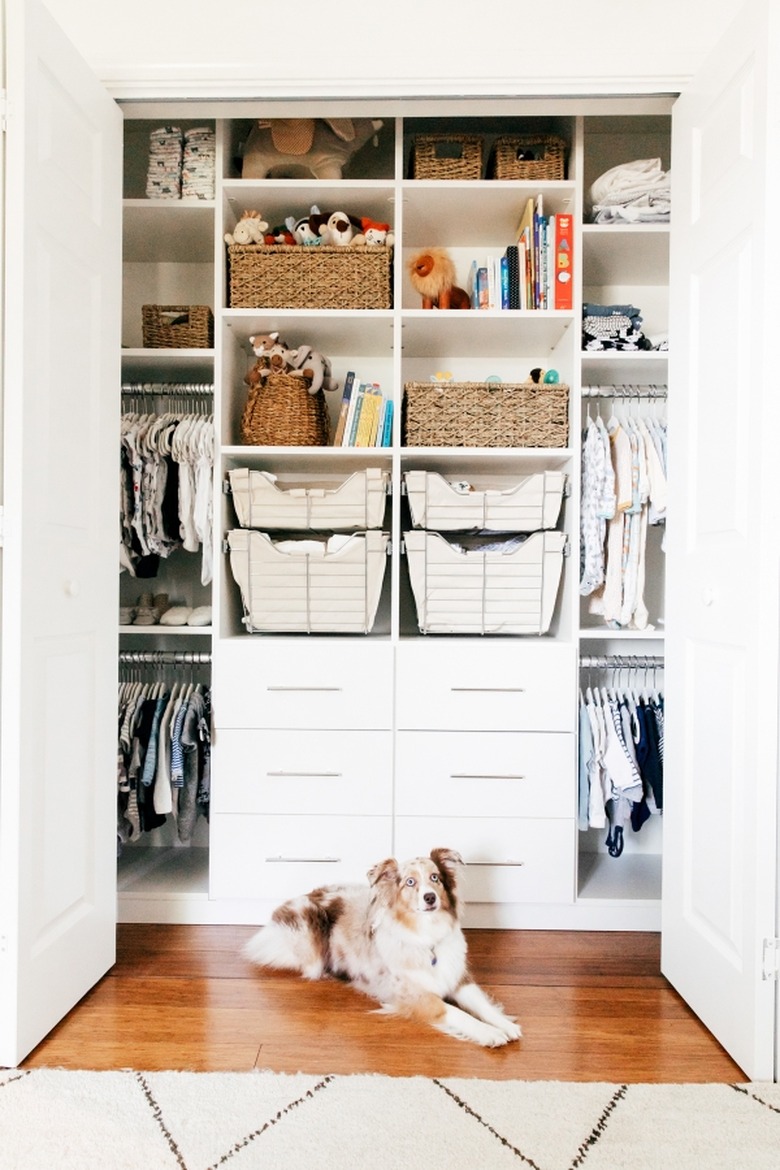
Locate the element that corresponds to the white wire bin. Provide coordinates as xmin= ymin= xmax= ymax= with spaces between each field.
xmin=404 ymin=529 xmax=566 ymax=635
xmin=403 ymin=469 xmax=566 ymax=532
xmin=227 ymin=529 xmax=390 ymax=633
xmin=228 ymin=467 xmax=390 ymax=530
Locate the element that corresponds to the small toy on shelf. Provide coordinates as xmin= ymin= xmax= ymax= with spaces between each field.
xmin=408 ymin=247 xmax=470 ymax=309
xmin=353 ymin=217 xmax=395 ymax=246
xmin=285 ymin=205 xmax=325 ymax=245
xmin=319 ymin=211 xmax=362 ymax=246
xmin=529 ymin=367 xmax=561 ymax=384
xmin=289 ymin=345 xmax=339 ymax=396
xmin=224 ymin=209 xmax=268 ymax=246
xmin=241 ymin=117 xmax=384 ymax=180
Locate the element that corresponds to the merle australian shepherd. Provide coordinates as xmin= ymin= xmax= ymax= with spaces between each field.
xmin=244 ymin=847 xmax=522 ymax=1047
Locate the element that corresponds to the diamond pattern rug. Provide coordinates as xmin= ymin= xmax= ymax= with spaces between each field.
xmin=1 ymin=1068 xmax=779 ymax=1169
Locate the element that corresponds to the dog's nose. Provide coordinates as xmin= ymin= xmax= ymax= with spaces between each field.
xmin=424 ymin=891 xmax=436 ymax=906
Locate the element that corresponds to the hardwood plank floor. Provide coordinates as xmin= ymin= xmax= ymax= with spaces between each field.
xmin=21 ymin=925 xmax=745 ymax=1082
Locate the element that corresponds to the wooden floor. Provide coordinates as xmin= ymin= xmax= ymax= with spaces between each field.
xmin=21 ymin=925 xmax=744 ymax=1082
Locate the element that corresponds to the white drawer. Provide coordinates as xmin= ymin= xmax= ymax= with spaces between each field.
xmin=213 ymin=639 xmax=393 ymax=730
xmin=395 ymin=731 xmax=575 ymax=818
xmin=396 ymin=641 xmax=575 ymax=731
xmin=210 ymin=814 xmax=392 ymax=902
xmin=213 ymin=729 xmax=392 ymax=815
xmin=394 ymin=816 xmax=576 ymax=904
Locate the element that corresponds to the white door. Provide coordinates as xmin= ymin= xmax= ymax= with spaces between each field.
xmin=663 ymin=0 xmax=780 ymax=1080
xmin=0 ymin=0 xmax=122 ymax=1066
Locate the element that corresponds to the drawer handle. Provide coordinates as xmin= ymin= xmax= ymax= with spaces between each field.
xmin=450 ymin=687 xmax=526 ymax=694
xmin=267 ymin=686 xmax=343 ymax=692
xmin=468 ymin=860 xmax=525 ymax=867
xmin=265 ymin=855 xmax=342 ymax=864
xmin=450 ymin=773 xmax=525 ymax=781
xmin=266 ymin=771 xmax=343 ymax=778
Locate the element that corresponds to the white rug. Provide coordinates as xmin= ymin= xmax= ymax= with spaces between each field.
xmin=1 ymin=1068 xmax=778 ymax=1169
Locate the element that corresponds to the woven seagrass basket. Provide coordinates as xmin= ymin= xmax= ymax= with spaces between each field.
xmin=240 ymin=372 xmax=331 ymax=447
xmin=491 ymin=135 xmax=567 ymax=181
xmin=412 ymin=134 xmax=483 ymax=180
xmin=227 ymin=244 xmax=392 ymax=310
xmin=403 ymin=381 xmax=569 ymax=448
xmin=141 ymin=304 xmax=214 ymax=348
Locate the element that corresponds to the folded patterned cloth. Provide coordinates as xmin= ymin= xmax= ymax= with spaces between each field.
xmin=589 ymin=158 xmax=671 ymax=223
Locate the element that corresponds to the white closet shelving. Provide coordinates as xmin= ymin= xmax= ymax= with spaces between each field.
xmin=116 ymin=99 xmax=671 ymax=929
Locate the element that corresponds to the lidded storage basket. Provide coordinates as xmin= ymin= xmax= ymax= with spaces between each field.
xmin=142 ymin=304 xmax=214 ymax=348
xmin=240 ymin=372 xmax=331 ymax=447
xmin=491 ymin=135 xmax=566 ymax=181
xmin=227 ymin=244 xmax=392 ymax=310
xmin=412 ymin=134 xmax=483 ymax=180
xmin=403 ymin=381 xmax=569 ymax=448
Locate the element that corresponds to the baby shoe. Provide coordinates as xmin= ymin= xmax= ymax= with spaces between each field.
xmin=119 ymin=606 xmax=136 ymax=626
xmin=159 ymin=605 xmax=193 ymax=626
xmin=187 ymin=605 xmax=212 ymax=627
xmin=153 ymin=592 xmax=170 ymax=621
xmin=133 ymin=592 xmax=157 ymax=625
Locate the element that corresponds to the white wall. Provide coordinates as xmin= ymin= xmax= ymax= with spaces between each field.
xmin=42 ymin=0 xmax=745 ymax=97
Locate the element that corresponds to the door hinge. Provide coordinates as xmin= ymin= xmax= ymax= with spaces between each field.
xmin=761 ymin=937 xmax=780 ymax=980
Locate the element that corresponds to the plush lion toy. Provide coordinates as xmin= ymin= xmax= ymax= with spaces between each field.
xmin=408 ymin=247 xmax=470 ymax=309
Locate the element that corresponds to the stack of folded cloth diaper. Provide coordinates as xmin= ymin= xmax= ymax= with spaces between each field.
xmin=181 ymin=127 xmax=216 ymax=200
xmin=146 ymin=126 xmax=184 ymax=199
xmin=588 ymin=158 xmax=671 ymax=224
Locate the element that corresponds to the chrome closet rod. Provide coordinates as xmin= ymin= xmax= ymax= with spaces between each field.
xmin=580 ymin=654 xmax=664 ymax=669
xmin=118 ymin=651 xmax=212 ymax=665
xmin=121 ymin=382 xmax=214 ymax=395
xmin=581 ymin=384 xmax=668 ymax=398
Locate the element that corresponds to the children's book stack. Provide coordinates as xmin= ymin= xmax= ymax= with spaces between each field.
xmin=333 ymin=372 xmax=394 ymax=447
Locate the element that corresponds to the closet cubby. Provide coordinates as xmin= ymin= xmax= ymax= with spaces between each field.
xmin=117 ymin=99 xmax=671 ymax=929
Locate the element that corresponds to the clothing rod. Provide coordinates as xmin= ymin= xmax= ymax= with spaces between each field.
xmin=581 ymin=385 xmax=667 ymax=398
xmin=121 ymin=382 xmax=214 ymax=395
xmin=119 ymin=651 xmax=211 ymax=665
xmin=580 ymin=654 xmax=664 ymax=669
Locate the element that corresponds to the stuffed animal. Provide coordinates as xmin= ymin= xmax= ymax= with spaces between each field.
xmin=242 ymin=118 xmax=383 ymax=180
xmin=265 ymin=224 xmax=296 ymax=245
xmin=246 ymin=332 xmax=297 ymax=383
xmin=285 ymin=205 xmax=325 ymax=246
xmin=319 ymin=211 xmax=362 ymax=246
xmin=224 ymin=209 xmax=269 ymax=246
xmin=408 ymin=247 xmax=471 ymax=309
xmin=352 ymin=217 xmax=394 ymax=246
xmin=288 ymin=345 xmax=339 ymax=395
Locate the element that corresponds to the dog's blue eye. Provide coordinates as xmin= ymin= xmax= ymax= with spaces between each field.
xmin=406 ymin=877 xmax=416 ymax=886
xmin=430 ymin=873 xmax=439 ymax=882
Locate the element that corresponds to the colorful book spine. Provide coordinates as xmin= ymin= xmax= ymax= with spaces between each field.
xmin=380 ymin=398 xmax=394 ymax=446
xmin=553 ymin=212 xmax=574 ymax=310
xmin=333 ymin=370 xmax=355 ymax=446
xmin=344 ymin=382 xmax=365 ymax=446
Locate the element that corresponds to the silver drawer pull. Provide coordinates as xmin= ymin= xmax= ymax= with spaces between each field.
xmin=450 ymin=773 xmax=525 ymax=781
xmin=265 ymin=855 xmax=341 ymax=864
xmin=468 ymin=860 xmax=525 ymax=867
xmin=450 ymin=687 xmax=526 ymax=694
xmin=267 ymin=686 xmax=343 ymax=692
xmin=267 ymin=771 xmax=342 ymax=778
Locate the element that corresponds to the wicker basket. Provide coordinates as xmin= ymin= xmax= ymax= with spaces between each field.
xmin=240 ymin=372 xmax=331 ymax=447
xmin=141 ymin=304 xmax=214 ymax=348
xmin=403 ymin=381 xmax=569 ymax=448
xmin=227 ymin=244 xmax=392 ymax=310
xmin=412 ymin=134 xmax=483 ymax=180
xmin=491 ymin=135 xmax=567 ymax=181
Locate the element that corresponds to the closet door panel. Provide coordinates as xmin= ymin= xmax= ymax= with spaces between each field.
xmin=663 ymin=0 xmax=779 ymax=1081
xmin=0 ymin=0 xmax=122 ymax=1067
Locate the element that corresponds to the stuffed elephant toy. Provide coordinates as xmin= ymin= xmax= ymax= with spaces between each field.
xmin=242 ymin=118 xmax=383 ymax=180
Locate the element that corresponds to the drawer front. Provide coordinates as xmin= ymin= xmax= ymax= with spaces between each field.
xmin=394 ymin=816 xmax=576 ymax=904
xmin=214 ymin=639 xmax=393 ymax=730
xmin=395 ymin=731 xmax=575 ymax=818
xmin=395 ymin=641 xmax=575 ymax=731
xmin=210 ymin=814 xmax=392 ymax=902
xmin=213 ymin=729 xmax=392 ymax=815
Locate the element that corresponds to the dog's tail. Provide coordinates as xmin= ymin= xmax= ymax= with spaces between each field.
xmin=243 ymin=914 xmax=326 ymax=980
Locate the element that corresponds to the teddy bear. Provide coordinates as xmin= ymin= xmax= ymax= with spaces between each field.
xmin=224 ymin=209 xmax=269 ymax=246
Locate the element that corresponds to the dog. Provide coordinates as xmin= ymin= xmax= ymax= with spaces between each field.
xmin=243 ymin=847 xmax=522 ymax=1048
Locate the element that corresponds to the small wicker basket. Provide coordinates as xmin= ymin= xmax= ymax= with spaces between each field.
xmin=412 ymin=134 xmax=483 ymax=180
xmin=240 ymin=372 xmax=331 ymax=447
xmin=141 ymin=304 xmax=214 ymax=348
xmin=403 ymin=381 xmax=569 ymax=448
xmin=227 ymin=244 xmax=392 ymax=310
xmin=491 ymin=135 xmax=567 ymax=181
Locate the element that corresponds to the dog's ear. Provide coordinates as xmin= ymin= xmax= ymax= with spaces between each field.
xmin=430 ymin=848 xmax=464 ymax=875
xmin=367 ymin=858 xmax=400 ymax=887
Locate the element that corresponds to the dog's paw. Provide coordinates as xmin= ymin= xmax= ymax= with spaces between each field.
xmin=500 ymin=1019 xmax=523 ymax=1042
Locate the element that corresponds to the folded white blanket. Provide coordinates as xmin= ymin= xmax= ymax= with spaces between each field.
xmin=589 ymin=158 xmax=671 ymax=223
